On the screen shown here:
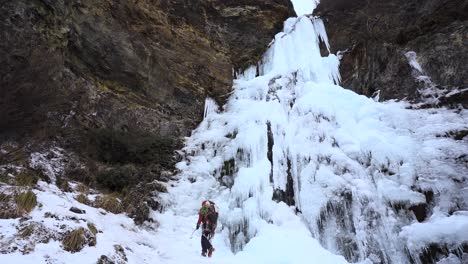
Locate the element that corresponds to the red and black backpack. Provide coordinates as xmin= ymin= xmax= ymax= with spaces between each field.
xmin=200 ymin=201 xmax=218 ymax=231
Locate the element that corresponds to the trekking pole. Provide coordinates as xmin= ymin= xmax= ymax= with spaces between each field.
xmin=189 ymin=228 xmax=197 ymax=239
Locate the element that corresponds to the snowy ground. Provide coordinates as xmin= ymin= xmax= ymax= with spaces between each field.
xmin=0 ymin=181 xmax=347 ymax=264
xmin=0 ymin=182 xmax=159 ymax=264
xmin=1 ymin=0 xmax=467 ymax=263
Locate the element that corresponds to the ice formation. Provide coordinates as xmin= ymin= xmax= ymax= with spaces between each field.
xmin=290 ymin=0 xmax=319 ymax=16
xmin=161 ymin=10 xmax=468 ymax=264
xmin=405 ymin=51 xmax=468 ymax=106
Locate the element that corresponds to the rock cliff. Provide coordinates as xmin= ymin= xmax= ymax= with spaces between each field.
xmin=0 ymin=0 xmax=294 ymax=223
xmin=1 ymin=0 xmax=294 ymax=136
xmin=315 ymin=0 xmax=468 ymax=106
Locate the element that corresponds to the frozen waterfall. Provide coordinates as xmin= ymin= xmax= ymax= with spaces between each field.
xmin=156 ymin=3 xmax=468 ymax=264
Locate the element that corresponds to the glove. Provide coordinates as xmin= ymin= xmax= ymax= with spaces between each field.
xmin=196 ymin=224 xmax=200 ymax=230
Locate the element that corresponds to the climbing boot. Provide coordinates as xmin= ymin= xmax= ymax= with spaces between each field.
xmin=208 ymin=247 xmax=215 ymax=257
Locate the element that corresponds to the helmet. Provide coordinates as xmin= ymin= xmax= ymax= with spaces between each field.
xmin=202 ymin=201 xmax=211 ymax=207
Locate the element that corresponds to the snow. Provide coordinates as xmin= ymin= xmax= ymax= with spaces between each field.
xmin=29 ymin=147 xmax=67 ymax=183
xmin=404 ymin=50 xmax=468 ymax=106
xmin=400 ymin=211 xmax=468 ymax=253
xmin=437 ymin=254 xmax=468 ymax=264
xmin=153 ymin=204 xmax=348 ymax=264
xmin=0 ymin=182 xmax=162 ymax=264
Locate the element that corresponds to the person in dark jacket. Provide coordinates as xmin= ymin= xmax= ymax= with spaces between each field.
xmin=196 ymin=200 xmax=218 ymax=257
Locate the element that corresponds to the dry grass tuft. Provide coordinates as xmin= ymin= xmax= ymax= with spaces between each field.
xmin=62 ymin=227 xmax=87 ymax=252
xmin=87 ymin=222 xmax=98 ymax=246
xmin=76 ymin=183 xmax=89 ymax=194
xmin=20 ymin=225 xmax=34 ymax=238
xmin=15 ymin=170 xmax=39 ymax=186
xmin=76 ymin=193 xmax=90 ymax=205
xmin=16 ymin=190 xmax=37 ymax=214
xmin=96 ymin=195 xmax=122 ymax=214
xmin=58 ymin=177 xmax=71 ymax=192
xmin=87 ymin=222 xmax=97 ymax=235
xmin=0 ymin=193 xmax=9 ymax=203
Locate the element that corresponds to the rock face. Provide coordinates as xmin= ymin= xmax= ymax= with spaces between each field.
xmin=315 ymin=0 xmax=468 ymax=106
xmin=0 ymin=0 xmax=294 ymax=223
xmin=0 ymin=0 xmax=294 ymax=137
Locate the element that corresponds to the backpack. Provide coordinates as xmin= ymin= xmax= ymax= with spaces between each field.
xmin=200 ymin=201 xmax=218 ymax=231
xmin=208 ymin=204 xmax=218 ymax=225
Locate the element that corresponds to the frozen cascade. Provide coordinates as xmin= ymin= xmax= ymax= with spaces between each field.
xmin=157 ymin=7 xmax=468 ymax=264
xmin=203 ymin=97 xmax=219 ymax=119
xmin=290 ymin=0 xmax=319 ymax=16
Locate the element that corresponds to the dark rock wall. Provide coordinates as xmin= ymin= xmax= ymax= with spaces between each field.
xmin=0 ymin=0 xmax=294 ymax=138
xmin=0 ymin=0 xmax=294 ymax=223
xmin=315 ymin=0 xmax=468 ymax=105
xmin=0 ymin=0 xmax=294 ymax=156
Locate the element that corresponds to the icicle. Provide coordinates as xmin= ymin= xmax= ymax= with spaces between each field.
xmin=311 ymin=17 xmax=331 ymax=53
xmin=203 ymin=97 xmax=218 ymax=119
xmin=236 ymin=65 xmax=257 ymax=81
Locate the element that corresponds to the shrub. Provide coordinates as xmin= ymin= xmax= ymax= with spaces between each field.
xmin=95 ymin=165 xmax=137 ymax=192
xmin=0 ymin=145 xmax=27 ymax=166
xmin=62 ymin=227 xmax=87 ymax=253
xmin=65 ymin=165 xmax=92 ymax=185
xmin=57 ymin=177 xmax=71 ymax=192
xmin=0 ymin=171 xmax=13 ymax=185
xmin=445 ymin=129 xmax=468 ymax=140
xmin=15 ymin=170 xmax=39 ymax=186
xmin=97 ymin=255 xmax=113 ymax=264
xmin=85 ymin=128 xmax=175 ymax=166
xmin=16 ymin=190 xmax=37 ymax=214
xmin=76 ymin=194 xmax=90 ymax=205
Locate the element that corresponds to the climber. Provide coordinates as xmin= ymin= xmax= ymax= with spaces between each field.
xmin=196 ymin=200 xmax=218 ymax=257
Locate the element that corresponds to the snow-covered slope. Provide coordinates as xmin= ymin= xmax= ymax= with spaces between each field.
xmin=0 ymin=182 xmax=161 ymax=264
xmin=1 ymin=1 xmax=467 ymax=264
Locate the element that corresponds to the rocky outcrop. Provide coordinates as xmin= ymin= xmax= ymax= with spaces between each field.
xmin=0 ymin=0 xmax=294 ymax=137
xmin=315 ymin=0 xmax=468 ymax=106
xmin=0 ymin=0 xmax=294 ymax=223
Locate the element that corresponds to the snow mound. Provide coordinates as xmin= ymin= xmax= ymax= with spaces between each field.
xmin=400 ymin=212 xmax=468 ymax=252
